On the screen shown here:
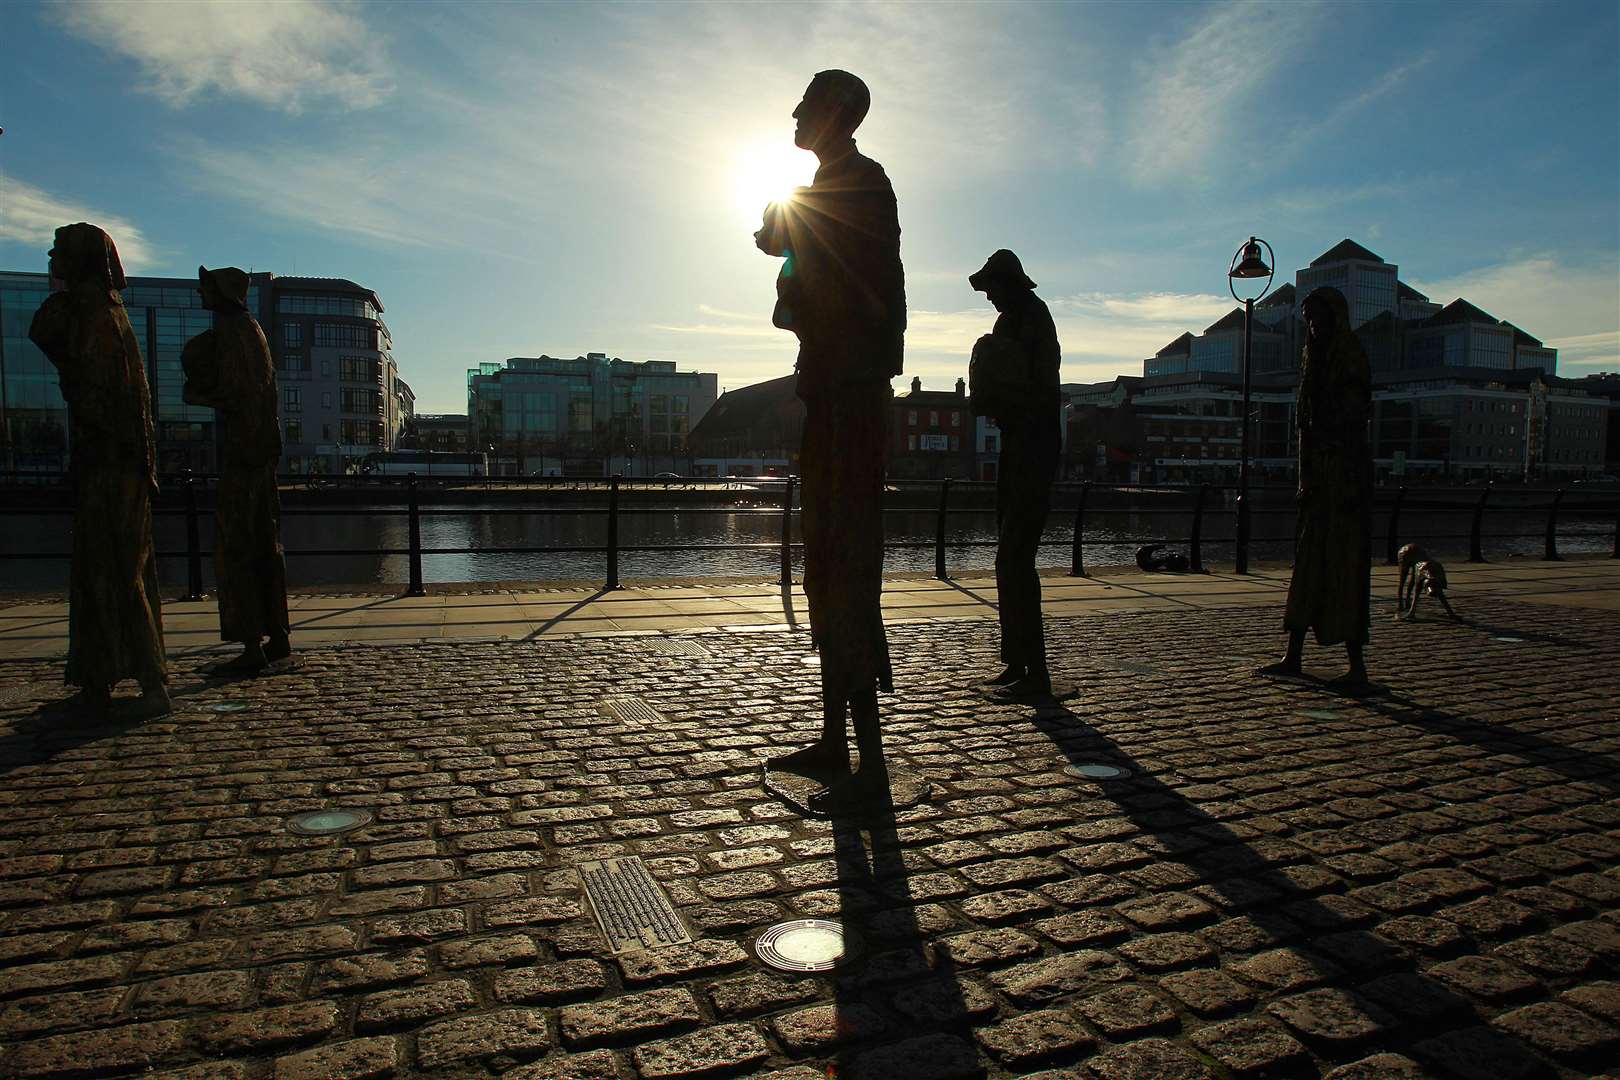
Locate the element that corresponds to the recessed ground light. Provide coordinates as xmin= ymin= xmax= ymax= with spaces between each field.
xmin=755 ymin=919 xmax=856 ymax=973
xmin=207 ymin=701 xmax=252 ymax=713
xmin=1298 ymin=709 xmax=1341 ymax=720
xmin=287 ymin=809 xmax=372 ymax=836
xmin=1064 ymin=763 xmax=1130 ymax=780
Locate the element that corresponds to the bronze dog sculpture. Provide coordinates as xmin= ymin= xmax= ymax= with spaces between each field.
xmin=1396 ymin=543 xmax=1458 ymax=621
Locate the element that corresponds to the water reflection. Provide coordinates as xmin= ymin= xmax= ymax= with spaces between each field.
xmin=1 ymin=502 xmax=1611 ymax=591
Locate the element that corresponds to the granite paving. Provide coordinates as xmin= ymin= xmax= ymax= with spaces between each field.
xmin=0 ymin=575 xmax=1615 ymax=1078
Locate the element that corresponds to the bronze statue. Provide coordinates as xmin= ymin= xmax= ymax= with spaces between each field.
xmin=1258 ymin=286 xmax=1373 ymax=689
xmin=756 ymin=70 xmax=905 ymax=803
xmin=28 ymin=223 xmax=170 ymax=718
xmin=969 ymin=250 xmax=1060 ymax=699
xmin=1395 ymin=543 xmax=1457 ymax=621
xmin=182 ymin=266 xmax=291 ymax=671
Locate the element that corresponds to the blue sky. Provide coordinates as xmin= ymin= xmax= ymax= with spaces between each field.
xmin=3 ymin=0 xmax=1616 ymax=413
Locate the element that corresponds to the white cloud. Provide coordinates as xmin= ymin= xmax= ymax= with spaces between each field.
xmin=1123 ymin=2 xmax=1323 ymax=185
xmin=0 ymin=176 xmax=158 ymax=271
xmin=1410 ymin=256 xmax=1620 ymax=369
xmin=53 ymin=0 xmax=391 ymax=112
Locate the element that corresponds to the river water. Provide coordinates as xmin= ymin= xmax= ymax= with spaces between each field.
xmin=1 ymin=497 xmax=1612 ymax=591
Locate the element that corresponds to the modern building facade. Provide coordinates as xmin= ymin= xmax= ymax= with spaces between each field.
xmin=468 ymin=353 xmax=718 ymax=476
xmin=0 ymin=269 xmax=403 ymax=476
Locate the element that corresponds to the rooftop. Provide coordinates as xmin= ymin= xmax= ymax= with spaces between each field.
xmin=1310 ymin=238 xmax=1385 ymax=266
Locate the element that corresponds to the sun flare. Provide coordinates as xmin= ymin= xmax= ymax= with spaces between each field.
xmin=732 ymin=140 xmax=815 ymax=222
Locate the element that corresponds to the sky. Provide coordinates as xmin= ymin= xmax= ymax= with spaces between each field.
xmin=2 ymin=0 xmax=1617 ymax=414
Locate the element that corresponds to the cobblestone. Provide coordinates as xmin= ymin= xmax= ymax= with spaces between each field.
xmin=0 ymin=591 xmax=1615 ymax=1080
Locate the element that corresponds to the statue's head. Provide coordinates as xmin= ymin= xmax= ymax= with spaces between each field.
xmin=197 ymin=265 xmax=251 ymax=313
xmin=1302 ymin=286 xmax=1348 ymax=345
xmin=48 ymin=223 xmax=126 ymax=292
xmin=793 ymin=70 xmax=870 ymax=153
xmin=969 ymin=249 xmax=1037 ymax=313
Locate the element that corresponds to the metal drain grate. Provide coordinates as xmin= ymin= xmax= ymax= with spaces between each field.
xmin=601 ymin=696 xmax=667 ymax=725
xmin=641 ymin=638 xmax=712 ymax=658
xmin=580 ymin=856 xmax=692 ymax=953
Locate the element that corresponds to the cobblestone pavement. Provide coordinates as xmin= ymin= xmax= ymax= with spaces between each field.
xmin=0 ymin=594 xmax=1616 ymax=1079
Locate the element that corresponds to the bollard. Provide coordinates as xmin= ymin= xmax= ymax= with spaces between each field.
xmin=606 ymin=474 xmax=621 ymax=589
xmin=779 ymin=476 xmax=796 ymax=586
xmin=1069 ymin=481 xmax=1091 ymax=578
xmin=1384 ymin=485 xmax=1408 ymax=565
xmin=1544 ymin=488 xmax=1564 ymax=562
xmin=1467 ymin=482 xmax=1492 ymax=563
xmin=1234 ymin=490 xmax=1251 ymax=575
xmin=406 ymin=472 xmax=425 ymax=596
xmin=933 ymin=477 xmax=953 ymax=580
xmin=183 ymin=469 xmax=204 ymax=601
xmin=1189 ymin=484 xmax=1208 ymax=573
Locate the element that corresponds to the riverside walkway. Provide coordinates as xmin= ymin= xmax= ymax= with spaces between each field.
xmin=0 ymin=559 xmax=1615 ymax=1078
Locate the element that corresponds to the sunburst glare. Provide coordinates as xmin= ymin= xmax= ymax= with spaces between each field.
xmin=732 ymin=139 xmax=816 ymax=223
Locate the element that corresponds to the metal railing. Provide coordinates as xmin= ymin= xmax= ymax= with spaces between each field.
xmin=1 ymin=472 xmax=1616 ymax=594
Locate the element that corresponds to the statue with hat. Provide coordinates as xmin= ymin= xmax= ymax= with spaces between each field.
xmin=755 ymin=69 xmax=906 ymax=806
xmin=969 ymin=250 xmax=1061 ymax=700
xmin=182 ymin=265 xmax=291 ymax=672
xmin=28 ymin=223 xmax=170 ymax=718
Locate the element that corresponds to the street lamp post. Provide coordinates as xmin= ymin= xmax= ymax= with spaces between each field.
xmin=1228 ymin=236 xmax=1275 ymax=575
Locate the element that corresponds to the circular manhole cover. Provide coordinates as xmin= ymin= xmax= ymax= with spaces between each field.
xmin=208 ymin=701 xmax=252 ymax=713
xmin=287 ymin=809 xmax=373 ymax=836
xmin=1064 ymin=763 xmax=1130 ymax=780
xmin=755 ymin=919 xmax=855 ymax=973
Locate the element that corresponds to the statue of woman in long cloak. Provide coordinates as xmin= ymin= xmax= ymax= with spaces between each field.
xmin=28 ymin=223 xmax=170 ymax=717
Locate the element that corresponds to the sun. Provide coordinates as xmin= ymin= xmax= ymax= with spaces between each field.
xmin=732 ymin=139 xmax=815 ymax=223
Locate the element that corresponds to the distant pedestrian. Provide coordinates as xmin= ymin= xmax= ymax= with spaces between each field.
xmin=1257 ymin=286 xmax=1373 ymax=689
xmin=28 ymin=223 xmax=170 ymax=718
xmin=968 ymin=250 xmax=1061 ymax=699
xmin=182 ymin=266 xmax=292 ymax=672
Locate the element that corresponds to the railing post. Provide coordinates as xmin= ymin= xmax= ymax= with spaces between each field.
xmin=1612 ymin=496 xmax=1619 ymax=560
xmin=1544 ymin=488 xmax=1564 ymax=562
xmin=779 ymin=476 xmax=795 ymax=586
xmin=183 ymin=468 xmax=204 ymax=602
xmin=933 ymin=477 xmax=952 ymax=580
xmin=405 ymin=472 xmax=425 ymax=596
xmin=1234 ymin=490 xmax=1250 ymax=575
xmin=1384 ymin=485 xmax=1408 ymax=565
xmin=1069 ymin=481 xmax=1090 ymax=578
xmin=1468 ymin=482 xmax=1492 ymax=563
xmin=1189 ymin=484 xmax=1208 ymax=573
xmin=606 ymin=474 xmax=621 ymax=589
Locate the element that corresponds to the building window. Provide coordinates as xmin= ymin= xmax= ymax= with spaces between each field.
xmin=985 ymin=435 xmax=998 ymax=452
xmin=282 ymin=323 xmax=303 ymax=348
xmin=286 ymin=420 xmax=302 ymax=443
xmin=313 ymin=323 xmax=375 ymax=350
xmin=322 ymin=392 xmax=333 ymax=409
xmin=908 ymin=410 xmax=917 ymax=425
xmin=907 ymin=434 xmax=917 ymax=451
xmin=320 ymin=359 xmax=331 ymax=378
xmin=284 ymin=388 xmax=301 ymax=412
xmin=929 ymin=411 xmax=939 ymax=426
xmin=339 ymin=355 xmax=380 ymax=382
xmin=951 ymin=411 xmax=960 ymax=426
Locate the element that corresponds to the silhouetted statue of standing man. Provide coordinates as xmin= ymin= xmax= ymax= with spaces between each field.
xmin=1258 ymin=286 xmax=1373 ymax=690
xmin=28 ymin=223 xmax=170 ymax=718
xmin=968 ymin=251 xmax=1061 ymax=699
xmin=756 ymin=70 xmax=905 ymax=803
xmin=183 ymin=266 xmax=291 ymax=672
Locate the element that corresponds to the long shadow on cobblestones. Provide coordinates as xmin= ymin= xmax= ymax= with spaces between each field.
xmin=1357 ymin=694 xmax=1620 ymax=796
xmin=525 ymin=587 xmax=613 ymax=638
xmin=0 ymin=708 xmax=141 ymax=780
xmin=1024 ymin=704 xmax=1568 ymax=1077
xmin=831 ymin=809 xmax=980 ymax=1079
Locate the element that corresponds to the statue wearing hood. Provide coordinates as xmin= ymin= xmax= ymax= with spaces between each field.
xmin=182 ymin=266 xmax=291 ymax=671
xmin=28 ymin=223 xmax=170 ymax=716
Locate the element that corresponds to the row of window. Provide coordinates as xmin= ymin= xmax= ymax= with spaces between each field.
xmin=905 ymin=410 xmax=963 ymax=427
xmin=278 ymin=295 xmax=378 ymax=319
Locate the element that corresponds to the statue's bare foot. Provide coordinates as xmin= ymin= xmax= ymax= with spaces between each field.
xmin=980 ymin=664 xmax=1023 ymax=686
xmin=265 ymin=635 xmax=292 ymax=663
xmin=131 ymin=684 xmax=173 ymax=719
xmin=1254 ymin=660 xmax=1304 ymax=679
xmin=209 ymin=648 xmax=266 ymax=676
xmin=768 ymin=742 xmax=847 ymax=776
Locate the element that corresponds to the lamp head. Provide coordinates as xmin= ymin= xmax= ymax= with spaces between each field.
xmin=1229 ymin=237 xmax=1272 ymax=279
